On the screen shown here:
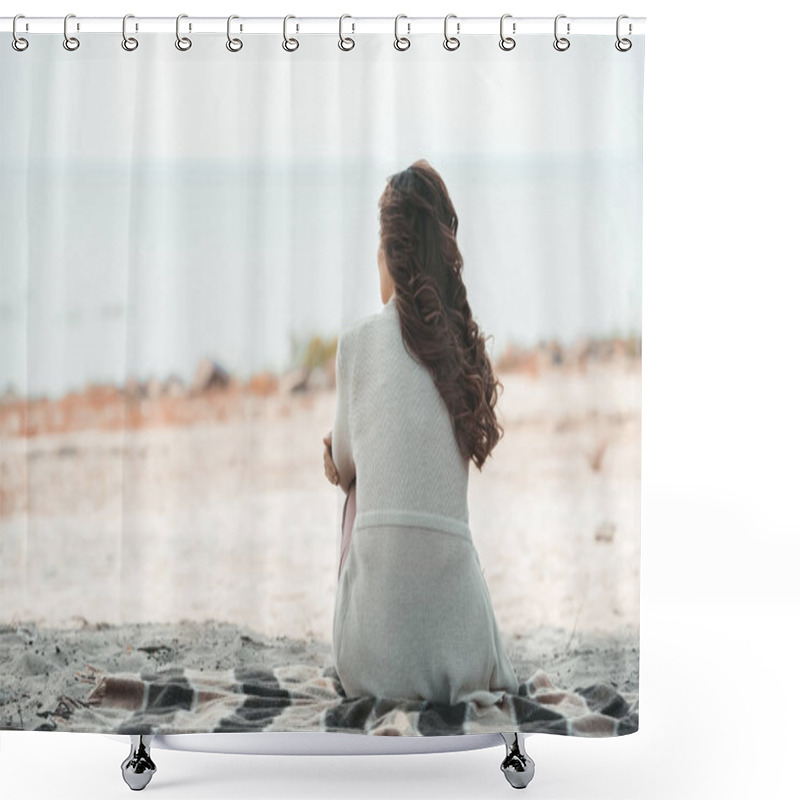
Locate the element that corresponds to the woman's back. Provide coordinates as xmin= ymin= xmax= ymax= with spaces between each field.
xmin=340 ymin=293 xmax=470 ymax=525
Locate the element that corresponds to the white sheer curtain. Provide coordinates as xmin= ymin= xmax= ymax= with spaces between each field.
xmin=0 ymin=29 xmax=642 ymax=719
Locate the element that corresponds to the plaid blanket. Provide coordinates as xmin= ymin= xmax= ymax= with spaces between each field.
xmin=45 ymin=663 xmax=638 ymax=737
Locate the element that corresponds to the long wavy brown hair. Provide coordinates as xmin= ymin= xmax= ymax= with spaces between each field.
xmin=378 ymin=159 xmax=504 ymax=470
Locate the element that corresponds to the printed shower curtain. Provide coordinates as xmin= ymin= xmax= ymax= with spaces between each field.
xmin=1 ymin=25 xmax=643 ymax=737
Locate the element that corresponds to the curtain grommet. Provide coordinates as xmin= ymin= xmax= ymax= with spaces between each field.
xmin=121 ymin=14 xmax=139 ymax=51
xmin=226 ymin=15 xmax=243 ymax=52
xmin=63 ymin=13 xmax=80 ymax=51
xmin=394 ymin=14 xmax=411 ymax=51
xmin=12 ymin=14 xmax=29 ymax=51
xmin=338 ymin=14 xmax=355 ymax=51
xmin=553 ymin=14 xmax=570 ymax=52
xmin=499 ymin=14 xmax=516 ymax=51
xmin=283 ymin=15 xmax=299 ymax=52
xmin=443 ymin=14 xmax=460 ymax=51
xmin=176 ymin=13 xmax=192 ymax=51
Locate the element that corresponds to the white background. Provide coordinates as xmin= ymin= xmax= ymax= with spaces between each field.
xmin=1 ymin=1 xmax=797 ymax=798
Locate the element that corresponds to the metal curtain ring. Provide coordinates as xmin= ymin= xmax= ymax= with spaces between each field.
xmin=176 ymin=13 xmax=192 ymax=51
xmin=394 ymin=14 xmax=410 ymax=51
xmin=122 ymin=14 xmax=139 ymax=51
xmin=283 ymin=15 xmax=299 ymax=51
xmin=615 ymin=14 xmax=632 ymax=51
xmin=443 ymin=14 xmax=460 ymax=51
xmin=553 ymin=14 xmax=570 ymax=51
xmin=227 ymin=15 xmax=243 ymax=51
xmin=499 ymin=13 xmax=516 ymax=51
xmin=338 ymin=14 xmax=355 ymax=51
xmin=63 ymin=13 xmax=80 ymax=51
xmin=12 ymin=14 xmax=29 ymax=51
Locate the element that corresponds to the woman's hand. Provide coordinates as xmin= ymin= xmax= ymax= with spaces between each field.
xmin=323 ymin=431 xmax=340 ymax=486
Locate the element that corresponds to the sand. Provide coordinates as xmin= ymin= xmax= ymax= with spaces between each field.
xmin=0 ymin=618 xmax=638 ymax=732
xmin=1 ymin=355 xmax=640 ymax=728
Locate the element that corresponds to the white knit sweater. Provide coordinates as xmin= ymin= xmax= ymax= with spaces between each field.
xmin=331 ymin=293 xmax=471 ymax=531
xmin=330 ymin=294 xmax=520 ymax=705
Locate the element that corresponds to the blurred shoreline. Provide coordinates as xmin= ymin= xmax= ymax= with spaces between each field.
xmin=0 ymin=335 xmax=641 ymax=440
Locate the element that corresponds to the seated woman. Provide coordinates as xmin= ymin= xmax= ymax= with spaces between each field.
xmin=322 ymin=159 xmax=519 ymax=707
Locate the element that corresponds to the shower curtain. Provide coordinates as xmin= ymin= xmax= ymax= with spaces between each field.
xmin=0 ymin=23 xmax=643 ymax=737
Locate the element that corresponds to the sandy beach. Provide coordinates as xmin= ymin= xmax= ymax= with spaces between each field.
xmin=0 ymin=618 xmax=638 ymax=732
xmin=1 ymin=342 xmax=640 ymax=730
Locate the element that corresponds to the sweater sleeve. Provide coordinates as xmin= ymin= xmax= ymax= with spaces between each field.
xmin=331 ymin=330 xmax=356 ymax=494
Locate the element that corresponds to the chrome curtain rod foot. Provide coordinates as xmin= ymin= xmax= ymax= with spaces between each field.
xmin=499 ymin=732 xmax=535 ymax=789
xmin=121 ymin=734 xmax=157 ymax=791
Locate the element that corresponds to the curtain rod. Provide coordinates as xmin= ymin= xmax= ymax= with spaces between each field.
xmin=1 ymin=16 xmax=646 ymax=36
